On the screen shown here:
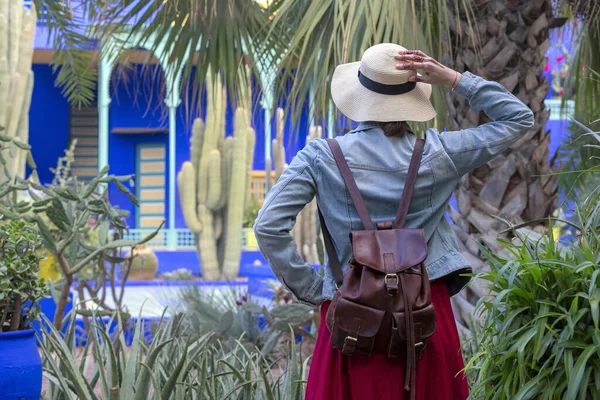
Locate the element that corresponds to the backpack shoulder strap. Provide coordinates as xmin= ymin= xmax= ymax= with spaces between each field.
xmin=394 ymin=138 xmax=425 ymax=228
xmin=326 ymin=138 xmax=375 ymax=231
xmin=318 ymin=209 xmax=344 ymax=287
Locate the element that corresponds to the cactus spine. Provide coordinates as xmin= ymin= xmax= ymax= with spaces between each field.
xmin=0 ymin=0 xmax=36 ymax=182
xmin=177 ymin=70 xmax=255 ymax=280
xmin=271 ymin=107 xmax=322 ymax=265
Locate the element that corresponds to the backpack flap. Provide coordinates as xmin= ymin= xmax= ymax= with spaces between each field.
xmin=330 ymin=297 xmax=386 ymax=355
xmin=350 ymin=228 xmax=428 ymax=274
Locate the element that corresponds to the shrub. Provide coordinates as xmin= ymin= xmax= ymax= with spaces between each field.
xmin=0 ymin=220 xmax=48 ymax=332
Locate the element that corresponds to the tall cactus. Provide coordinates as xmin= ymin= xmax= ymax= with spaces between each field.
xmin=271 ymin=107 xmax=322 ymax=265
xmin=177 ymin=70 xmax=255 ymax=280
xmin=0 ymin=0 xmax=36 ymax=182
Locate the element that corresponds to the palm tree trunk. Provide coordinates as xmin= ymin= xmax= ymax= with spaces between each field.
xmin=445 ymin=0 xmax=560 ymax=335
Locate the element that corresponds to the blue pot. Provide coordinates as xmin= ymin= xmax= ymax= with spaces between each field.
xmin=0 ymin=330 xmax=42 ymax=400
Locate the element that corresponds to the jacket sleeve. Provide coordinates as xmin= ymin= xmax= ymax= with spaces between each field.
xmin=253 ymin=141 xmax=324 ymax=306
xmin=438 ymin=71 xmax=535 ymax=176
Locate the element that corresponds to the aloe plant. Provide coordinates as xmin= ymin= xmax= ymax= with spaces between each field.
xmin=39 ymin=310 xmax=309 ymax=400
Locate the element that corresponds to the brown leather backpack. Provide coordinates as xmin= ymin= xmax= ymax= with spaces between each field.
xmin=319 ymin=137 xmax=436 ymax=400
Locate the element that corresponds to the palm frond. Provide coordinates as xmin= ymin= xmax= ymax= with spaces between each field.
xmin=266 ymin=0 xmax=475 ymax=129
xmin=558 ymin=115 xmax=600 ymax=207
xmin=563 ymin=0 xmax=600 ymax=124
xmin=89 ymin=0 xmax=274 ymax=110
xmin=32 ymin=0 xmax=98 ymax=107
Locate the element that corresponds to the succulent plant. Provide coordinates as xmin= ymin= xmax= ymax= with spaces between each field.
xmin=177 ymin=69 xmax=255 ymax=280
xmin=0 ymin=133 xmax=161 ymax=330
xmin=0 ymin=0 xmax=36 ymax=182
xmin=39 ymin=309 xmax=309 ymax=400
xmin=271 ymin=107 xmax=323 ymax=265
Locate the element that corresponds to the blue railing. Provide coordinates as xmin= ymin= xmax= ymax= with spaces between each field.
xmin=113 ymin=228 xmax=258 ymax=251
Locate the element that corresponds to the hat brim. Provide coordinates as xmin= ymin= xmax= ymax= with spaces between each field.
xmin=331 ymin=61 xmax=437 ymax=123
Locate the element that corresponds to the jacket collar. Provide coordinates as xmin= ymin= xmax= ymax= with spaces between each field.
xmin=354 ymin=121 xmax=380 ymax=132
xmin=353 ymin=121 xmax=415 ymax=135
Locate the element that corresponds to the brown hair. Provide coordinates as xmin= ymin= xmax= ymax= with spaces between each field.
xmin=377 ymin=121 xmax=409 ymax=137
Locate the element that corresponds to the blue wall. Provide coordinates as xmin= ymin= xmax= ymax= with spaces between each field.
xmin=28 ymin=64 xmax=70 ymax=183
xmin=28 ymin=62 xmax=573 ymax=232
xmin=108 ymin=65 xmax=169 ymax=227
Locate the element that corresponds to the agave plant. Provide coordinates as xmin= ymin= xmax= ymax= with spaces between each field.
xmin=167 ymin=285 xmax=315 ymax=358
xmin=39 ymin=310 xmax=309 ymax=400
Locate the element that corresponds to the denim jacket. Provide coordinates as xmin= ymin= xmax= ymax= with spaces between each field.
xmin=254 ymin=72 xmax=534 ymax=306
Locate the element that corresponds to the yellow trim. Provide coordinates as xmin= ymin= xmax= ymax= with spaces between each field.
xmin=140 ymin=147 xmax=166 ymax=159
xmin=141 ymin=203 xmax=165 ymax=214
xmin=140 ymin=175 xmax=165 ymax=186
xmin=140 ymin=216 xmax=165 ymax=228
xmin=140 ymin=189 xmax=165 ymax=200
xmin=141 ymin=162 xmax=166 ymax=173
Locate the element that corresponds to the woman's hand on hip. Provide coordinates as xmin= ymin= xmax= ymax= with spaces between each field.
xmin=395 ymin=50 xmax=460 ymax=88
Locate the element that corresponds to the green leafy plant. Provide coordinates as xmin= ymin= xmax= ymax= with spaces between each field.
xmin=0 ymin=134 xmax=160 ymax=330
xmin=0 ymin=220 xmax=48 ymax=332
xmin=466 ymin=123 xmax=600 ymax=399
xmin=558 ymin=115 xmax=600 ymax=208
xmin=39 ymin=310 xmax=309 ymax=400
xmin=243 ymin=197 xmax=262 ymax=228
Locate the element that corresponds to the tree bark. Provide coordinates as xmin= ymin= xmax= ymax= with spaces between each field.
xmin=446 ymin=0 xmax=559 ymax=332
xmin=8 ymin=295 xmax=22 ymax=331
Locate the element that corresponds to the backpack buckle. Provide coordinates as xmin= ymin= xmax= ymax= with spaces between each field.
xmin=384 ymin=274 xmax=399 ymax=295
xmin=342 ymin=335 xmax=358 ymax=355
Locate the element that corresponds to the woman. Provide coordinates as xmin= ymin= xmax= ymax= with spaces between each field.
xmin=254 ymin=43 xmax=534 ymax=399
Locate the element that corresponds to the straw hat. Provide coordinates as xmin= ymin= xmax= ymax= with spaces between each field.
xmin=331 ymin=43 xmax=436 ymax=122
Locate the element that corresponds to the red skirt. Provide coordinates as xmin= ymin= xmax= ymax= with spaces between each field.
xmin=305 ymin=280 xmax=469 ymax=400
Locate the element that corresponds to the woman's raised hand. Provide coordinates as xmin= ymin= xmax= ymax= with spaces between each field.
xmin=395 ymin=50 xmax=460 ymax=88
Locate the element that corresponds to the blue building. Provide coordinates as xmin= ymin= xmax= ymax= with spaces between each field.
xmin=26 ymin=2 xmax=574 ymax=275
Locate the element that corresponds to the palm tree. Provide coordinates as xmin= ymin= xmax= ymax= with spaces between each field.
xmin=442 ymin=0 xmax=562 ymax=334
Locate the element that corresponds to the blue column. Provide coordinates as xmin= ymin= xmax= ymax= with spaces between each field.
xmin=164 ymin=71 xmax=182 ymax=250
xmin=97 ymin=49 xmax=112 ymax=174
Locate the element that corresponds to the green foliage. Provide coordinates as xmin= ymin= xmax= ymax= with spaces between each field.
xmin=39 ymin=311 xmax=309 ymax=400
xmin=0 ymin=219 xmax=48 ymax=332
xmin=562 ymin=4 xmax=600 ymax=124
xmin=266 ymin=0 xmax=475 ymax=127
xmin=558 ymin=105 xmax=600 ymax=210
xmin=31 ymin=0 xmax=97 ymax=107
xmin=50 ymin=139 xmax=77 ymax=187
xmin=0 ymin=136 xmax=160 ymax=329
xmin=466 ymin=225 xmax=600 ymax=399
xmin=243 ymin=198 xmax=262 ymax=228
xmin=172 ymin=286 xmax=315 ymax=358
xmin=466 ymin=128 xmax=600 ymax=398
